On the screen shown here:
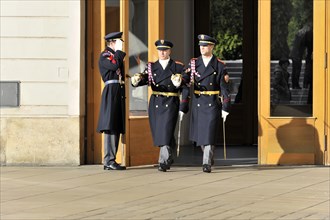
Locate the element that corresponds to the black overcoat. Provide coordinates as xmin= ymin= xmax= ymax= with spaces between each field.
xmin=97 ymin=47 xmax=126 ymax=134
xmin=133 ymin=59 xmax=184 ymax=146
xmin=180 ymin=56 xmax=231 ymax=146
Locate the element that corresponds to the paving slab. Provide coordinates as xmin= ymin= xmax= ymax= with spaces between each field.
xmin=1 ymin=165 xmax=329 ymax=220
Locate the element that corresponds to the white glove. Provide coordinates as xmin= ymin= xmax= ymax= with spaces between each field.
xmin=171 ymin=74 xmax=182 ymax=88
xmin=131 ymin=74 xmax=142 ymax=86
xmin=114 ymin=39 xmax=123 ymax=51
xmin=179 ymin=111 xmax=184 ymax=121
xmin=222 ymin=110 xmax=229 ymax=122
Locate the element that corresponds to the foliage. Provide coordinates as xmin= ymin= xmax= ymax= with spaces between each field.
xmin=271 ymin=0 xmax=292 ymax=60
xmin=213 ymin=32 xmax=242 ymax=60
xmin=271 ymin=0 xmax=313 ymax=60
xmin=210 ymin=0 xmax=243 ymax=60
xmin=287 ymin=0 xmax=313 ymax=48
xmin=209 ymin=0 xmax=313 ymax=60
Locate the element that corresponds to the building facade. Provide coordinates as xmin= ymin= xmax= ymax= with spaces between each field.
xmin=1 ymin=1 xmax=85 ymax=165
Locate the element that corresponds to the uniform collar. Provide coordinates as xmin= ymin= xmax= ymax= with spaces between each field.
xmin=159 ymin=58 xmax=170 ymax=70
xmin=106 ymin=47 xmax=115 ymax=54
xmin=202 ymin=55 xmax=213 ymax=67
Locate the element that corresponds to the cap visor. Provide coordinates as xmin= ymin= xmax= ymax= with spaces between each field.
xmin=157 ymin=48 xmax=170 ymax=51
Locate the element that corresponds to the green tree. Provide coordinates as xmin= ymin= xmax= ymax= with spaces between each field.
xmin=210 ymin=0 xmax=243 ymax=60
xmin=271 ymin=0 xmax=292 ymax=60
xmin=287 ymin=0 xmax=313 ymax=49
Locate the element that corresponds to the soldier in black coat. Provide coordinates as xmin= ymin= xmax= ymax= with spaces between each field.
xmin=180 ymin=34 xmax=231 ymax=173
xmin=97 ymin=32 xmax=126 ymax=171
xmin=131 ymin=40 xmax=185 ymax=172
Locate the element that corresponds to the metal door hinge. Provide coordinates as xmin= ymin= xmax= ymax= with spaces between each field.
xmin=91 ymin=134 xmax=95 ymax=151
xmin=325 ymin=52 xmax=328 ymax=69
xmin=91 ymin=51 xmax=94 ymax=69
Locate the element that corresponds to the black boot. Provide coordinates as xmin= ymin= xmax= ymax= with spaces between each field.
xmin=202 ymin=164 xmax=211 ymax=173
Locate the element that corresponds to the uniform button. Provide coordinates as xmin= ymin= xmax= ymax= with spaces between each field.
xmin=168 ymin=85 xmax=170 ymax=87
xmin=154 ymin=74 xmax=157 ymax=76
xmin=198 ymin=83 xmax=201 ymax=85
xmin=166 ymin=104 xmax=168 ymax=107
xmin=214 ymin=72 xmax=216 ymax=75
xmin=156 ymin=84 xmax=159 ymax=87
xmin=210 ymin=83 xmax=213 ymax=85
xmin=197 ymin=104 xmax=200 ymax=107
xmin=209 ymin=103 xmax=211 ymax=106
xmin=156 ymin=95 xmax=159 ymax=97
xmin=156 ymin=105 xmax=158 ymax=108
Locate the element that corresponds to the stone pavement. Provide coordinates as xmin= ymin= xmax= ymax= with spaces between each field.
xmin=1 ymin=165 xmax=329 ymax=220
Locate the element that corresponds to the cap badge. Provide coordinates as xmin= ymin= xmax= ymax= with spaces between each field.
xmin=160 ymin=40 xmax=164 ymax=44
xmin=201 ymin=35 xmax=205 ymax=40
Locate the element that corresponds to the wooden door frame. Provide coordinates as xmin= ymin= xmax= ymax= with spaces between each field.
xmin=125 ymin=0 xmax=165 ymax=166
xmin=86 ymin=0 xmax=165 ymax=166
xmin=326 ymin=0 xmax=330 ymax=165
xmin=258 ymin=0 xmax=327 ymax=165
xmin=86 ymin=0 xmax=105 ymax=164
xmin=86 ymin=0 xmax=127 ymax=165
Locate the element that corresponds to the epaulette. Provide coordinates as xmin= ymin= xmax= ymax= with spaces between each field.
xmin=217 ymin=58 xmax=226 ymax=65
xmin=175 ymin=60 xmax=184 ymax=66
xmin=102 ymin=51 xmax=111 ymax=57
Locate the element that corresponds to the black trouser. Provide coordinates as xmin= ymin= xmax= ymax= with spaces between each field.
xmin=292 ymin=59 xmax=302 ymax=88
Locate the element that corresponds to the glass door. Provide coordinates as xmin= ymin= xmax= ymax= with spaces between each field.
xmin=258 ymin=0 xmax=327 ymax=165
xmin=270 ymin=0 xmax=313 ymax=117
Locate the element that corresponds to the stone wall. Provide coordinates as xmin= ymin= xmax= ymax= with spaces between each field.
xmin=0 ymin=117 xmax=83 ymax=165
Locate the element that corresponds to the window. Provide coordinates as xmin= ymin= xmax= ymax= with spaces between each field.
xmin=270 ymin=0 xmax=313 ymax=117
xmin=129 ymin=0 xmax=148 ymax=116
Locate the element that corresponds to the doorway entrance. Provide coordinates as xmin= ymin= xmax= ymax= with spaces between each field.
xmin=165 ymin=0 xmax=259 ymax=166
xmin=85 ymin=0 xmax=259 ymax=166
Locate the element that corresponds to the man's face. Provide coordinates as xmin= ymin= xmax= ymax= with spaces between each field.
xmin=158 ymin=49 xmax=171 ymax=60
xmin=200 ymin=44 xmax=214 ymax=56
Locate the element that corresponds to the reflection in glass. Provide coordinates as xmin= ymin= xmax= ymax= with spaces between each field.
xmin=270 ymin=0 xmax=313 ymax=117
xmin=129 ymin=0 xmax=148 ymax=116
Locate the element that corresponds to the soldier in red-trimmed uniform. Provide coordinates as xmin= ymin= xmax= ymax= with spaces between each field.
xmin=131 ymin=40 xmax=185 ymax=172
xmin=180 ymin=34 xmax=231 ymax=173
xmin=97 ymin=32 xmax=126 ymax=171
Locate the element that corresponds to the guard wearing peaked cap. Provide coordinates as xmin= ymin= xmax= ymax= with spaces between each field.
xmin=155 ymin=39 xmax=173 ymax=50
xmin=130 ymin=39 xmax=186 ymax=172
xmin=97 ymin=31 xmax=126 ymax=171
xmin=198 ymin=34 xmax=217 ymax=46
xmin=104 ymin=31 xmax=124 ymax=42
xmin=180 ymin=34 xmax=231 ymax=173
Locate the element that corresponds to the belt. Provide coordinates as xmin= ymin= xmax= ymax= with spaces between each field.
xmin=194 ymin=90 xmax=220 ymax=96
xmin=152 ymin=91 xmax=179 ymax=97
xmin=105 ymin=79 xmax=120 ymax=85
